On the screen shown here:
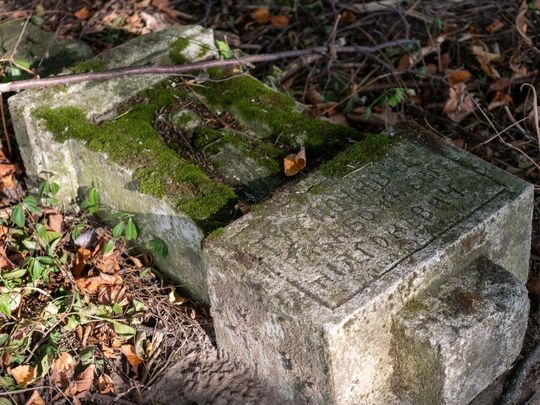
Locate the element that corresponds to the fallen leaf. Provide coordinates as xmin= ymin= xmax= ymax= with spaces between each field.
xmin=75 ymin=273 xmax=122 ymax=294
xmin=169 ymin=287 xmax=187 ymax=305
xmin=73 ymin=247 xmax=92 ymax=278
xmin=448 ymin=69 xmax=471 ymax=85
xmin=252 ymin=7 xmax=270 ymax=24
xmin=74 ymin=7 xmax=90 ymax=20
xmin=97 ymin=374 xmax=114 ymax=394
xmin=284 ymin=147 xmax=307 ymax=177
xmin=271 ymin=15 xmax=289 ymax=29
xmin=24 ymin=391 xmax=45 ymax=405
xmin=401 ymin=35 xmax=446 ymax=68
xmin=487 ymin=91 xmax=512 ymax=110
xmin=65 ymin=364 xmax=95 ymax=398
xmin=50 ymin=352 xmax=76 ymax=388
xmin=489 ymin=78 xmax=511 ymax=93
xmin=119 ymin=345 xmax=143 ymax=367
xmin=47 ymin=212 xmax=63 ymax=233
xmin=485 ymin=19 xmax=504 ymax=34
xmin=340 ymin=10 xmax=357 ymax=23
xmin=329 ymin=113 xmax=349 ymax=126
xmin=9 ymin=365 xmax=37 ymax=386
xmin=451 ymin=139 xmax=466 ymax=149
xmin=443 ymin=82 xmax=475 ymax=122
xmin=0 ymin=163 xmax=17 ymax=177
xmin=516 ymin=1 xmax=533 ymax=47
xmin=471 ymin=45 xmax=500 ymax=79
xmin=140 ymin=11 xmax=168 ymax=32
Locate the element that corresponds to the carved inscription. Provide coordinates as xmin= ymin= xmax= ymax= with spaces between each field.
xmin=235 ymin=142 xmax=505 ymax=309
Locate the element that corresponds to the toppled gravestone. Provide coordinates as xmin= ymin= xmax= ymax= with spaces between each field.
xmin=204 ymin=131 xmax=533 ymax=404
xmin=9 ymin=27 xmax=533 ymax=404
xmin=9 ymin=26 xmax=359 ymax=301
xmin=0 ymin=19 xmax=92 ymax=76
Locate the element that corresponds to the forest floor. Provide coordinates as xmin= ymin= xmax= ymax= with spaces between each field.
xmin=0 ymin=0 xmax=539 ymax=404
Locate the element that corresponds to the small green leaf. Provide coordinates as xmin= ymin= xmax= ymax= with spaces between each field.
xmin=87 ymin=187 xmax=100 ymax=214
xmin=112 ymin=321 xmax=136 ymax=339
xmin=11 ymin=203 xmax=25 ymax=227
xmin=124 ymin=217 xmax=138 ymax=241
xmin=132 ymin=300 xmax=145 ymax=312
xmin=0 ymin=294 xmax=11 ymax=316
xmin=112 ymin=303 xmax=122 ymax=315
xmin=2 ymin=268 xmax=27 ymax=280
xmin=103 ymin=240 xmax=114 ymax=256
xmin=216 ymin=40 xmax=233 ymax=59
xmin=147 ymin=238 xmax=168 ymax=257
xmin=23 ymin=195 xmax=41 ymax=214
xmin=30 ymin=15 xmax=44 ymax=26
xmin=0 ymin=334 xmax=9 ymax=346
xmin=112 ymin=221 xmax=125 ymax=238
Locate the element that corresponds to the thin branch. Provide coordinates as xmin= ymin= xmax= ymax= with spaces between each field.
xmin=0 ymin=40 xmax=418 ymax=93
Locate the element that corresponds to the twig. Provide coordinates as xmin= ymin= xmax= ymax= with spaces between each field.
xmin=0 ymin=40 xmax=418 ymax=93
xmin=520 ymin=83 xmax=540 ymax=155
xmin=500 ymin=343 xmax=540 ymax=405
xmin=0 ymin=93 xmax=12 ymax=157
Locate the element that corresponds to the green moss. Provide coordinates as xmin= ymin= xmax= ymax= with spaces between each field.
xmin=207 ymin=227 xmax=225 ymax=239
xmin=320 ymin=134 xmax=395 ymax=176
xmin=193 ymin=126 xmax=283 ymax=175
xmin=70 ymin=59 xmax=106 ymax=73
xmin=308 ymin=184 xmax=325 ymax=194
xmin=33 ymin=88 xmax=237 ymax=226
xmin=169 ymin=37 xmax=190 ymax=64
xmin=196 ymin=75 xmax=362 ymax=157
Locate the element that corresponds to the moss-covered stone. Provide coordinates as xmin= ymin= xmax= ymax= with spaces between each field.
xmin=320 ymin=133 xmax=395 ymax=176
xmin=33 ymin=88 xmax=237 ymax=225
xmin=70 ymin=59 xmax=106 ymax=73
xmin=196 ymin=74 xmax=363 ymax=157
xmin=169 ymin=37 xmax=190 ymax=64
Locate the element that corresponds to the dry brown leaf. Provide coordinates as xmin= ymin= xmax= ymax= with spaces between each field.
xmin=402 ymin=35 xmax=446 ymax=68
xmin=443 ymin=82 xmax=475 ymax=122
xmin=74 ymin=7 xmax=90 ymax=20
xmin=252 ymin=7 xmax=270 ymax=24
xmin=120 ymin=345 xmax=143 ymax=367
xmin=487 ymin=92 xmax=512 ymax=110
xmin=451 ymin=139 xmax=466 ymax=149
xmin=50 ymin=352 xmax=76 ymax=388
xmin=471 ymin=45 xmax=501 ymax=79
xmin=95 ymin=249 xmax=121 ymax=274
xmin=75 ymin=273 xmax=122 ymax=295
xmin=65 ymin=364 xmax=95 ymax=398
xmin=97 ymin=374 xmax=114 ymax=394
xmin=169 ymin=287 xmax=187 ymax=305
xmin=73 ymin=247 xmax=91 ymax=278
xmin=47 ymin=212 xmax=63 ymax=233
xmin=448 ymin=69 xmax=471 ymax=85
xmin=271 ymin=15 xmax=289 ymax=28
xmin=329 ymin=113 xmax=349 ymax=127
xmin=9 ymin=365 xmax=37 ymax=386
xmin=340 ymin=10 xmax=357 ymax=23
xmin=0 ymin=163 xmax=17 ymax=177
xmin=24 ymin=391 xmax=45 ymax=405
xmin=516 ymin=1 xmax=533 ymax=47
xmin=485 ymin=19 xmax=504 ymax=34
xmin=284 ymin=147 xmax=306 ymax=177
xmin=97 ymin=284 xmax=126 ymax=305
xmin=489 ymin=78 xmax=511 ymax=93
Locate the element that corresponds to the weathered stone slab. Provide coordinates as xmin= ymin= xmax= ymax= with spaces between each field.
xmin=9 ymin=26 xmax=358 ymax=301
xmin=0 ymin=19 xmax=92 ymax=76
xmin=204 ymin=136 xmax=533 ymax=404
xmin=9 ymin=27 xmax=220 ymax=300
xmin=393 ymin=258 xmax=528 ymax=404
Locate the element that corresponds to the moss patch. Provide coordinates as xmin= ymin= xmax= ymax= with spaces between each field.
xmin=320 ymin=133 xmax=395 ymax=176
xmin=196 ymin=74 xmax=363 ymax=158
xmin=33 ymin=88 xmax=237 ymax=228
xmin=193 ymin=127 xmax=282 ymax=174
xmin=169 ymin=37 xmax=190 ymax=64
xmin=70 ymin=59 xmax=106 ymax=73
